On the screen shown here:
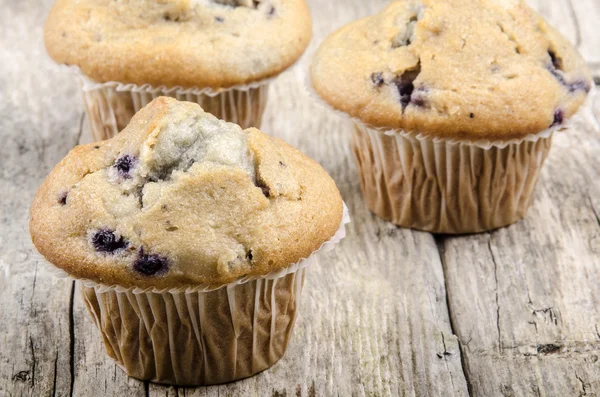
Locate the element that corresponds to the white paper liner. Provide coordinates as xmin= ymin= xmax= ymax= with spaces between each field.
xmin=352 ymin=123 xmax=552 ymax=233
xmin=306 ymin=73 xmax=596 ymax=149
xmin=82 ymin=264 xmax=309 ymax=385
xmin=59 ymin=65 xmax=273 ymax=141
xmin=41 ymin=203 xmax=350 ymax=294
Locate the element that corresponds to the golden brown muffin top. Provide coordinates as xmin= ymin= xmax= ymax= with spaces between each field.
xmin=30 ymin=97 xmax=343 ymax=290
xmin=311 ymin=0 xmax=592 ymax=142
xmin=45 ymin=0 xmax=312 ymax=89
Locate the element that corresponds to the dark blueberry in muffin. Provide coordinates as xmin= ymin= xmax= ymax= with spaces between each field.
xmin=91 ymin=229 xmax=128 ymax=253
xmin=371 ymin=72 xmax=384 ymax=87
xmin=134 ymin=251 xmax=169 ymax=276
xmin=393 ymin=78 xmax=416 ymax=110
xmin=114 ymin=154 xmax=137 ymax=179
xmin=215 ymin=16 xmax=224 ymax=23
xmin=393 ymin=65 xmax=420 ymax=110
xmin=567 ymin=79 xmax=591 ymax=93
xmin=58 ymin=191 xmax=68 ymax=206
xmin=551 ymin=109 xmax=564 ymax=127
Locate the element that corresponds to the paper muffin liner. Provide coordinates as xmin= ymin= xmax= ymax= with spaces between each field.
xmin=307 ymin=74 xmax=595 ymax=233
xmin=41 ymin=204 xmax=349 ymax=386
xmin=352 ymin=123 xmax=553 ymax=233
xmin=63 ymin=66 xmax=273 ymax=142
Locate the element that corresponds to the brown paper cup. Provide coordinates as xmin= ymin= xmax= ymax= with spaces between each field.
xmin=42 ymin=205 xmax=349 ymax=386
xmin=352 ymin=122 xmax=553 ymax=234
xmin=70 ymin=69 xmax=271 ymax=142
xmin=80 ymin=267 xmax=306 ymax=386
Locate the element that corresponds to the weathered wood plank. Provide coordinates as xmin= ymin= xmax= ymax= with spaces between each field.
xmin=0 ymin=2 xmax=84 ymax=397
xmin=567 ymin=0 xmax=600 ymax=79
xmin=439 ymin=92 xmax=600 ymax=396
xmin=2 ymin=0 xmax=600 ymax=396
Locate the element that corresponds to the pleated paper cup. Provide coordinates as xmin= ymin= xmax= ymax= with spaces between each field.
xmin=80 ymin=262 xmax=305 ymax=386
xmin=68 ymin=67 xmax=271 ymax=142
xmin=352 ymin=123 xmax=554 ymax=234
xmin=43 ymin=205 xmax=349 ymax=386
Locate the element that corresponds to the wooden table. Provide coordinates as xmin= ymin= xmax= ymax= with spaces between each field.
xmin=1 ymin=1 xmax=599 ymax=396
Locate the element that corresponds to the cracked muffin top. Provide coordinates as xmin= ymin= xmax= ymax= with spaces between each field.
xmin=311 ymin=0 xmax=592 ymax=141
xmin=30 ymin=97 xmax=342 ymax=289
xmin=44 ymin=0 xmax=312 ymax=89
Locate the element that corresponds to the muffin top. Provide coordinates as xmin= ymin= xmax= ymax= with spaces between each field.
xmin=44 ymin=0 xmax=312 ymax=89
xmin=311 ymin=0 xmax=592 ymax=141
xmin=30 ymin=97 xmax=342 ymax=290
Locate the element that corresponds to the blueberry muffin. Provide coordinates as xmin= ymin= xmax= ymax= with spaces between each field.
xmin=311 ymin=0 xmax=592 ymax=234
xmin=30 ymin=97 xmax=345 ymax=385
xmin=44 ymin=0 xmax=312 ymax=140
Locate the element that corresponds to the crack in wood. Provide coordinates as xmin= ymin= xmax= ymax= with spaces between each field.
xmin=439 ymin=331 xmax=458 ymax=394
xmin=29 ymin=264 xmax=38 ymax=314
xmin=576 ymin=373 xmax=589 ymax=396
xmin=69 ymin=281 xmax=76 ymax=397
xmin=488 ymin=240 xmax=502 ymax=354
xmin=466 ymin=344 xmax=600 ymax=358
xmin=435 ymin=236 xmax=474 ymax=397
xmin=589 ymin=195 xmax=600 ymax=229
xmin=52 ymin=353 xmax=59 ymax=397
xmin=531 ymin=307 xmax=559 ymax=326
xmin=29 ymin=335 xmax=36 ymax=388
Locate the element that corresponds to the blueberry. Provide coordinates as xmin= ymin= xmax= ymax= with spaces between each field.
xmin=546 ymin=64 xmax=565 ymax=84
xmin=371 ymin=72 xmax=385 ymax=87
xmin=394 ymin=78 xmax=416 ymax=110
xmin=392 ymin=65 xmax=421 ymax=110
xmin=411 ymin=87 xmax=428 ymax=108
xmin=133 ymin=251 xmax=169 ymax=276
xmin=567 ymin=79 xmax=591 ymax=93
xmin=215 ymin=16 xmax=224 ymax=22
xmin=91 ymin=230 xmax=128 ymax=253
xmin=114 ymin=155 xmax=137 ymax=179
xmin=411 ymin=96 xmax=427 ymax=108
xmin=551 ymin=109 xmax=564 ymax=127
xmin=267 ymin=6 xmax=276 ymax=16
xmin=58 ymin=191 xmax=68 ymax=206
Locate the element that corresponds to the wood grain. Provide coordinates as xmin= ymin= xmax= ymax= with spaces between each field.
xmin=0 ymin=1 xmax=598 ymax=396
xmin=439 ymin=98 xmax=600 ymax=396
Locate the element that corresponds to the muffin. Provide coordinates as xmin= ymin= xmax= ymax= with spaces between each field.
xmin=30 ymin=97 xmax=346 ymax=386
xmin=311 ymin=0 xmax=592 ymax=234
xmin=44 ymin=0 xmax=312 ymax=141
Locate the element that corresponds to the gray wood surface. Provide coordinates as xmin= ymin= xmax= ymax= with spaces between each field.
xmin=0 ymin=1 xmax=599 ymax=396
